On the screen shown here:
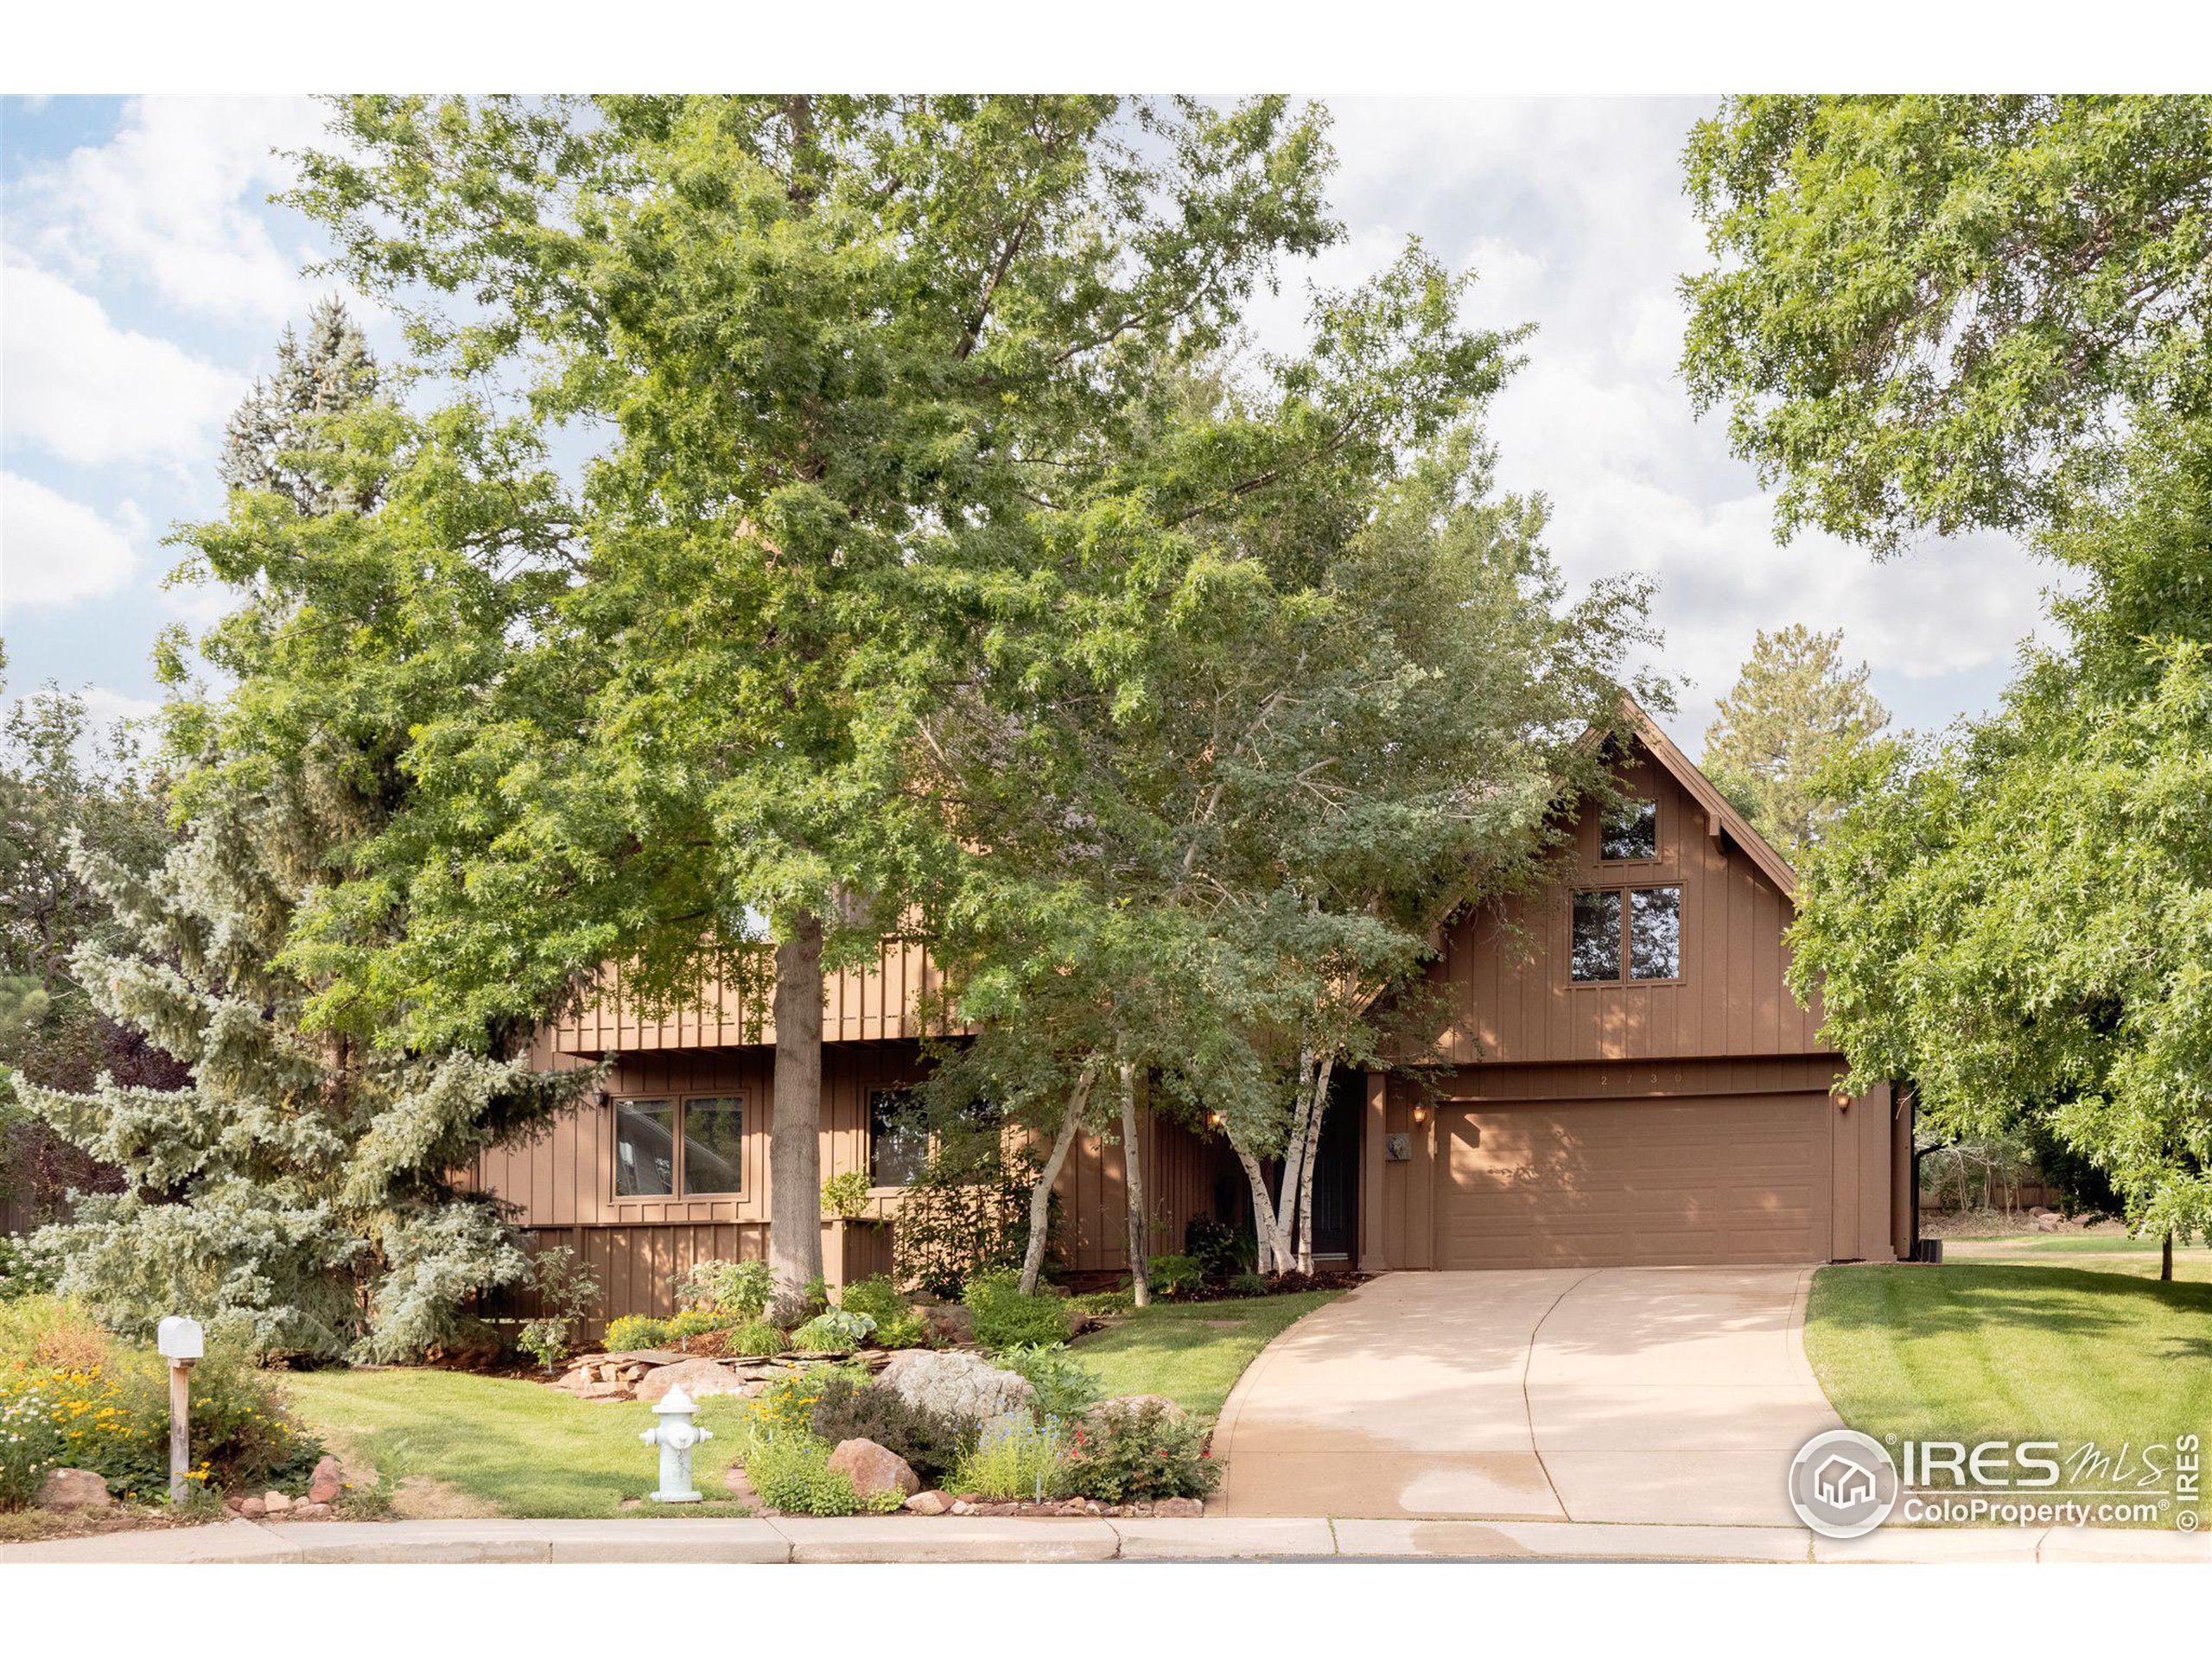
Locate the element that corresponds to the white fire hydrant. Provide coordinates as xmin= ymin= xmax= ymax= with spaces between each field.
xmin=639 ymin=1386 xmax=713 ymax=1503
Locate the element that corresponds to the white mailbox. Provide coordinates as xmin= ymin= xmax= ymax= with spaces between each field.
xmin=156 ymin=1315 xmax=205 ymax=1361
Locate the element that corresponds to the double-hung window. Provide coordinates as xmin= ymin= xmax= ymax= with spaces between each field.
xmin=868 ymin=1088 xmax=930 ymax=1187
xmin=613 ymin=1096 xmax=743 ymax=1198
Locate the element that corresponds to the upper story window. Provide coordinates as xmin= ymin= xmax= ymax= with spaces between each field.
xmin=613 ymin=1095 xmax=742 ymax=1198
xmin=1571 ymin=886 xmax=1682 ymax=982
xmin=868 ymin=1088 xmax=930 ymax=1187
xmin=1600 ymin=799 xmax=1657 ymax=861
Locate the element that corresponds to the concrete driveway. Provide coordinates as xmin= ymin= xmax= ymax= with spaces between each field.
xmin=1209 ymin=1268 xmax=1844 ymax=1525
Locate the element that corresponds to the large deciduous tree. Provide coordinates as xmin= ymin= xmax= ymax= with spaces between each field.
xmin=1682 ymin=94 xmax=2211 ymax=554
xmin=1681 ymin=96 xmax=2212 ymax=1270
xmin=289 ymin=95 xmax=1339 ymax=1300
xmin=1702 ymin=624 xmax=1889 ymax=853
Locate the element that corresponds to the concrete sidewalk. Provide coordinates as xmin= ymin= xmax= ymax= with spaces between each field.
xmin=3 ymin=1515 xmax=2204 ymax=1564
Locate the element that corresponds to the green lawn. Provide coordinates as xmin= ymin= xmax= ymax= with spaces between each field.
xmin=283 ymin=1370 xmax=762 ymax=1520
xmin=1070 ymin=1290 xmax=1340 ymax=1418
xmin=285 ymin=1291 xmax=1338 ymax=1517
xmin=1942 ymin=1231 xmax=2212 ymax=1282
xmin=1806 ymin=1263 xmax=2212 ymax=1451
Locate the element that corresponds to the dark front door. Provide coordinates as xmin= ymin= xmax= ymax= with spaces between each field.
xmin=1306 ymin=1071 xmax=1363 ymax=1259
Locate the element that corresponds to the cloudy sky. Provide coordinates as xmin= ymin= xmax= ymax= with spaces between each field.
xmin=2 ymin=94 xmax=2061 ymax=752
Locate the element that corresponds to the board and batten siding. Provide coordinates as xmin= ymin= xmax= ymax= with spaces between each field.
xmin=544 ymin=938 xmax=949 ymax=1055
xmin=480 ymin=1036 xmax=1224 ymax=1332
xmin=1421 ymin=749 xmax=1824 ymax=1065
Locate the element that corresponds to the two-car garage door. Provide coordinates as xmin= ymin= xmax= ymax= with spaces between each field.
xmin=1433 ymin=1095 xmax=1834 ymax=1268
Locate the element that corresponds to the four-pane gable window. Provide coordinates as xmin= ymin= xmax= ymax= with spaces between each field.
xmin=613 ymin=1095 xmax=743 ymax=1198
xmin=1600 ymin=798 xmax=1657 ymax=861
xmin=1570 ymin=886 xmax=1682 ymax=982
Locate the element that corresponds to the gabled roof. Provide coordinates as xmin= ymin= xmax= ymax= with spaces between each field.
xmin=1612 ymin=696 xmax=1799 ymax=900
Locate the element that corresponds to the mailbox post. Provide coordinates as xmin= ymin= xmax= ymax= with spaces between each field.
xmin=156 ymin=1315 xmax=204 ymax=1503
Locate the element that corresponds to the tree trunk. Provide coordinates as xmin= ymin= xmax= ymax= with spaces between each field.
xmin=1019 ymin=1062 xmax=1096 ymax=1294
xmin=2162 ymin=1230 xmax=2174 ymax=1283
xmin=1296 ymin=1054 xmax=1333 ymax=1274
xmin=1119 ymin=1061 xmax=1150 ymax=1306
xmin=1274 ymin=1051 xmax=1315 ymax=1254
xmin=767 ymin=910 xmax=826 ymax=1304
xmin=1232 ymin=1141 xmax=1293 ymax=1274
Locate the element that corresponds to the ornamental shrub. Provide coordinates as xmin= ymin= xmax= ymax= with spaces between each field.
xmin=717 ymin=1319 xmax=789 ymax=1357
xmin=741 ymin=1422 xmax=901 ymax=1516
xmin=1227 ymin=1272 xmax=1271 ymax=1299
xmin=820 ymin=1171 xmax=872 ymax=1219
xmin=668 ymin=1306 xmax=736 ymax=1341
xmin=789 ymin=1309 xmax=876 ymax=1354
xmin=1145 ymin=1254 xmax=1207 ymax=1300
xmin=994 ymin=1343 xmax=1100 ymax=1421
xmin=963 ymin=1269 xmax=1070 ymax=1351
xmin=1069 ymin=1400 xmax=1217 ymax=1503
xmin=804 ymin=1370 xmax=968 ymax=1483
xmin=674 ymin=1258 xmax=772 ymax=1320
xmin=949 ymin=1413 xmax=1074 ymax=1502
xmin=838 ymin=1275 xmax=925 ymax=1349
xmin=893 ymin=1148 xmax=1051 ymax=1299
xmin=604 ymin=1314 xmax=670 ymax=1353
xmin=1185 ymin=1214 xmax=1254 ymax=1283
xmin=751 ymin=1363 xmax=859 ymax=1437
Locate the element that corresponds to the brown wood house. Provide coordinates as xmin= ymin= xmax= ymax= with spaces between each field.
xmin=487 ymin=702 xmax=1909 ymax=1332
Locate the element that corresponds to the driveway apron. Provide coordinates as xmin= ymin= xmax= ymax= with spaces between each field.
xmin=1209 ymin=1267 xmax=1843 ymax=1524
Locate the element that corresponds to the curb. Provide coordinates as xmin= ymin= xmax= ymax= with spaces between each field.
xmin=3 ymin=1514 xmax=2206 ymax=1565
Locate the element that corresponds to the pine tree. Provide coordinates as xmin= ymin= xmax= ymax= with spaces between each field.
xmin=1703 ymin=625 xmax=1889 ymax=852
xmin=20 ymin=308 xmax=587 ymax=1358
xmin=219 ymin=296 xmax=380 ymax=513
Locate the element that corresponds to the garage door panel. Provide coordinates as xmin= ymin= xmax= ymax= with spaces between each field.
xmin=1435 ymin=1095 xmax=1830 ymax=1268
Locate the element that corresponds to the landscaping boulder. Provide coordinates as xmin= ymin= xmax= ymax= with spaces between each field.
xmin=635 ymin=1357 xmax=747 ymax=1404
xmin=1064 ymin=1303 xmax=1095 ymax=1338
xmin=238 ymin=1496 xmax=267 ymax=1519
xmin=35 ymin=1468 xmax=111 ymax=1513
xmin=262 ymin=1491 xmax=293 ymax=1514
xmin=828 ymin=1438 xmax=921 ymax=1500
xmin=292 ymin=1501 xmax=332 ymax=1521
xmin=308 ymin=1455 xmax=345 ymax=1505
xmin=917 ymin=1303 xmax=975 ymax=1347
xmin=905 ymin=1489 xmax=951 ymax=1515
xmin=877 ymin=1348 xmax=1033 ymax=1426
xmin=1155 ymin=1497 xmax=1204 ymax=1517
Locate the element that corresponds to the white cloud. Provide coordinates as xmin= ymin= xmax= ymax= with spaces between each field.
xmin=13 ymin=95 xmax=331 ymax=326
xmin=1 ymin=259 xmax=246 ymax=467
xmin=1 ymin=471 xmax=141 ymax=610
xmin=1253 ymin=96 xmax=2047 ymax=747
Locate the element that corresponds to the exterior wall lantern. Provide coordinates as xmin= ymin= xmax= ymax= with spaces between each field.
xmin=156 ymin=1315 xmax=205 ymax=1503
xmin=640 ymin=1385 xmax=713 ymax=1503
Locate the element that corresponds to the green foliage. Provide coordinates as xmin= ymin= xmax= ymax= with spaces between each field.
xmin=0 ymin=1301 xmax=321 ymax=1509
xmin=993 ymin=1343 xmax=1101 ymax=1421
xmin=1069 ymin=1401 xmax=1217 ymax=1503
xmin=820 ymin=1171 xmax=871 ymax=1219
xmin=1184 ymin=1215 xmax=1253 ymax=1284
xmin=1682 ymin=94 xmax=2212 ymax=553
xmin=603 ymin=1315 xmax=669 ymax=1354
xmin=0 ymin=1236 xmax=58 ymax=1302
xmin=516 ymin=1321 xmax=569 ymax=1373
xmin=741 ymin=1423 xmax=902 ymax=1516
xmin=719 ymin=1320 xmax=789 ymax=1357
xmin=1144 ymin=1255 xmax=1207 ymax=1300
xmin=803 ymin=1369 xmax=968 ymax=1483
xmin=516 ymin=1246 xmax=600 ymax=1370
xmin=947 ymin=1414 xmax=1074 ymax=1503
xmin=788 ymin=1309 xmax=876 ymax=1354
xmin=667 ymin=1306 xmax=735 ymax=1342
xmin=837 ymin=1275 xmax=924 ymax=1349
xmin=749 ymin=1367 xmax=849 ymax=1439
xmin=1702 ymin=625 xmax=1889 ymax=852
xmin=1071 ymin=1288 xmax=1135 ymax=1317
xmin=1226 ymin=1272 xmax=1271 ymax=1299
xmin=676 ymin=1258 xmax=772 ymax=1320
xmin=893 ymin=1149 xmax=1048 ymax=1299
xmin=1791 ymin=423 xmax=2212 ymax=1249
xmin=963 ymin=1269 xmax=1072 ymax=1351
